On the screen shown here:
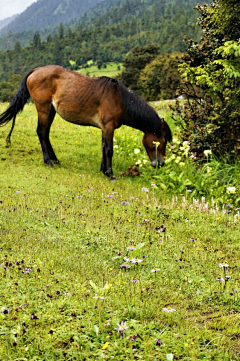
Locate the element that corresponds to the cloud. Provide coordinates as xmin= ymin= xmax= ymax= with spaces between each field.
xmin=0 ymin=0 xmax=36 ymax=21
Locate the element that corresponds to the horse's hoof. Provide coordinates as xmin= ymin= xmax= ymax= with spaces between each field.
xmin=45 ymin=160 xmax=53 ymax=167
xmin=110 ymin=176 xmax=116 ymax=182
xmin=53 ymin=159 xmax=60 ymax=165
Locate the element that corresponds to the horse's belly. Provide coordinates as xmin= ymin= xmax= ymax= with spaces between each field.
xmin=52 ymin=100 xmax=102 ymax=129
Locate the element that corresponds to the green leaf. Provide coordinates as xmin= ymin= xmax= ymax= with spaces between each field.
xmin=103 ymin=283 xmax=112 ymax=293
xmin=160 ymin=183 xmax=167 ymax=190
xmin=93 ymin=325 xmax=99 ymax=336
xmin=89 ymin=280 xmax=99 ymax=293
xmin=131 ymin=242 xmax=145 ymax=257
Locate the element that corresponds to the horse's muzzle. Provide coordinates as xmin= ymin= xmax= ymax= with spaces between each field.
xmin=150 ymin=160 xmax=165 ymax=168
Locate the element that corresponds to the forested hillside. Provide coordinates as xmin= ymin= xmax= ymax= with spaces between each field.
xmin=0 ymin=0 xmax=105 ymax=35
xmin=0 ymin=0 xmax=201 ymax=51
xmin=0 ymin=0 xmax=203 ymax=101
xmin=0 ymin=15 xmax=18 ymax=31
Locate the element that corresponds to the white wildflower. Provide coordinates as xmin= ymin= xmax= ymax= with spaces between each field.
xmin=162 ymin=307 xmax=176 ymax=312
xmin=226 ymin=186 xmax=236 ymax=194
xmin=203 ymin=149 xmax=212 ymax=157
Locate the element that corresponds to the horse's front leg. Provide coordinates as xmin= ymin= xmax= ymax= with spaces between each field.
xmin=101 ymin=125 xmax=115 ymax=179
xmin=100 ymin=132 xmax=107 ymax=174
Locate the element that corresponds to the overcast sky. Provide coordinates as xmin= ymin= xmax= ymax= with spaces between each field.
xmin=0 ymin=0 xmax=36 ymax=21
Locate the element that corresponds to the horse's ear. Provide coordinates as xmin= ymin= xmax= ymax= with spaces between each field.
xmin=161 ymin=118 xmax=172 ymax=142
xmin=165 ymin=121 xmax=172 ymax=142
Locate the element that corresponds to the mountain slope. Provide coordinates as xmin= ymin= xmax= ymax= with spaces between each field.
xmin=0 ymin=14 xmax=18 ymax=31
xmin=0 ymin=0 xmax=200 ymax=52
xmin=0 ymin=0 xmax=105 ymax=34
xmin=0 ymin=0 xmax=203 ymax=88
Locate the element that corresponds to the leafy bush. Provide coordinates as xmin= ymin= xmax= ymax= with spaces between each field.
xmin=171 ymin=1 xmax=240 ymax=160
xmin=0 ymin=74 xmax=22 ymax=102
xmin=119 ymin=44 xmax=161 ymax=92
xmin=139 ymin=52 xmax=183 ymax=100
xmin=112 ymin=118 xmax=240 ymax=208
xmin=138 ymin=138 xmax=240 ymax=208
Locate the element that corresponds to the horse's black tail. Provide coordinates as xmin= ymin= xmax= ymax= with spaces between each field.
xmin=0 ymin=70 xmax=33 ymax=145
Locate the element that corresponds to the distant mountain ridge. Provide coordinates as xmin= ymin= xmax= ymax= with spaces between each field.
xmin=0 ymin=0 xmax=203 ymax=88
xmin=0 ymin=0 xmax=105 ymax=34
xmin=0 ymin=0 xmax=201 ymax=52
xmin=0 ymin=14 xmax=19 ymax=31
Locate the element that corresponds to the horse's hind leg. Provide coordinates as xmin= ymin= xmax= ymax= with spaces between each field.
xmin=46 ymin=105 xmax=59 ymax=163
xmin=36 ymin=104 xmax=59 ymax=166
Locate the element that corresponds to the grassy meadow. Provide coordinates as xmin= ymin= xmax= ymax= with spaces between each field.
xmin=0 ymin=102 xmax=239 ymax=360
xmin=77 ymin=62 xmax=122 ymax=77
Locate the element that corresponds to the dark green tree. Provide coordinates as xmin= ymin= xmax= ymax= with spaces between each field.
xmin=52 ymin=34 xmax=63 ymax=65
xmin=172 ymin=0 xmax=240 ymax=160
xmin=14 ymin=41 xmax=22 ymax=52
xmin=33 ymin=32 xmax=42 ymax=49
xmin=140 ymin=52 xmax=183 ymax=100
xmin=120 ymin=44 xmax=160 ymax=91
xmin=0 ymin=74 xmax=22 ymax=102
xmin=58 ymin=22 xmax=65 ymax=39
xmin=47 ymin=34 xmax=53 ymax=43
xmin=66 ymin=27 xmax=73 ymax=38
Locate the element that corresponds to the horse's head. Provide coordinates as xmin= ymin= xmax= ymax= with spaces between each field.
xmin=142 ymin=133 xmax=166 ymax=167
xmin=142 ymin=119 xmax=172 ymax=168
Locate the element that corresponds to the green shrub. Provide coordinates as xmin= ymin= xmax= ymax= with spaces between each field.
xmin=139 ymin=52 xmax=183 ymax=100
xmin=171 ymin=1 xmax=240 ymax=160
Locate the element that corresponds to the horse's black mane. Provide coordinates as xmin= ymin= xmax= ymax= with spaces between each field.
xmin=97 ymin=76 xmax=172 ymax=141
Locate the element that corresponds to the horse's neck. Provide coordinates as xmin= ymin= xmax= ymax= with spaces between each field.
xmin=122 ymin=115 xmax=146 ymax=134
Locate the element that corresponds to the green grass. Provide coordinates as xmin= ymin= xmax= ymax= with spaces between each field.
xmin=0 ymin=103 xmax=239 ymax=360
xmin=77 ymin=62 xmax=122 ymax=77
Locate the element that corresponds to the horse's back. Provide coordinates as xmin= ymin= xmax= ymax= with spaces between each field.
xmin=26 ymin=65 xmax=123 ymax=129
xmin=27 ymin=65 xmax=89 ymax=97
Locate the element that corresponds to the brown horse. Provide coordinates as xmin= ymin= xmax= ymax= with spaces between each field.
xmin=0 ymin=65 xmax=172 ymax=179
